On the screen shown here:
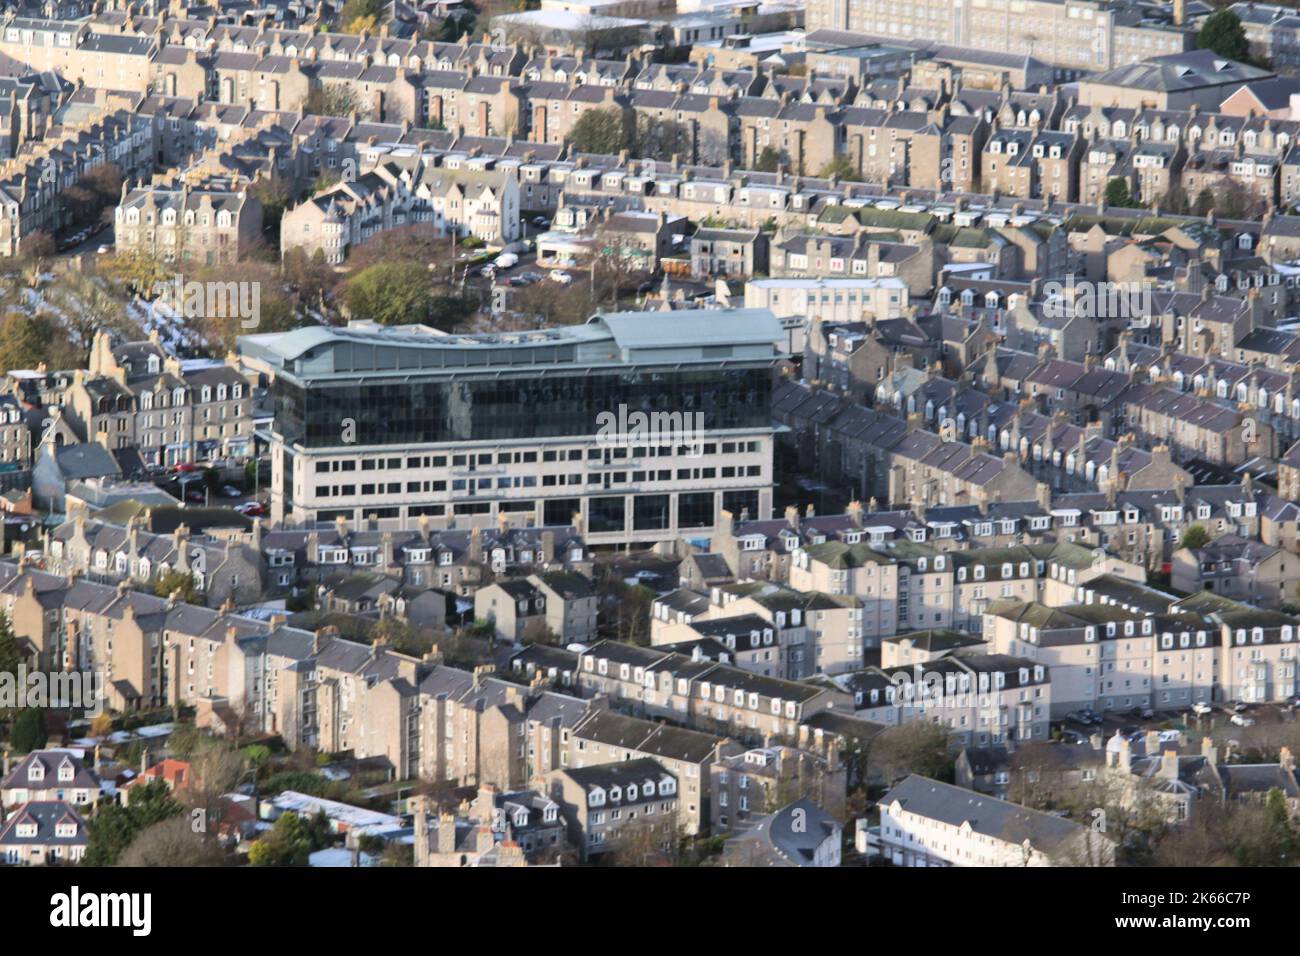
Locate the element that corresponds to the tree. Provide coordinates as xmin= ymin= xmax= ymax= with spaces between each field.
xmin=607 ymin=817 xmax=680 ymax=867
xmin=1150 ymin=795 xmax=1296 ymax=867
xmin=1214 ymin=180 xmax=1267 ymax=220
xmin=338 ymin=0 xmax=385 ymax=33
xmin=187 ymin=735 xmax=247 ymax=807
xmin=632 ymin=114 xmax=694 ymax=163
xmin=90 ymin=712 xmax=114 ymax=739
xmin=753 ymin=147 xmax=782 ymax=173
xmin=153 ymin=568 xmax=201 ymax=604
xmin=0 ymin=610 xmax=22 ymax=683
xmin=248 ymin=810 xmax=333 ymax=866
xmin=81 ymin=163 xmax=126 ymax=212
xmin=58 ymin=164 xmax=123 ymax=230
xmin=184 ymin=259 xmax=300 ymax=355
xmin=1197 ymin=10 xmax=1251 ymax=62
xmin=102 ymin=249 xmax=169 ymax=298
xmin=435 ymin=12 xmax=477 ymax=42
xmin=84 ymin=780 xmax=185 ymax=866
xmin=303 ymin=85 xmax=369 ymax=120
xmin=344 ymin=260 xmax=433 ymax=325
xmin=567 ymin=107 xmax=632 ymax=155
xmin=1104 ymin=177 xmax=1136 ymax=208
xmin=865 ymin=721 xmax=951 ymax=788
xmin=371 ymin=616 xmax=424 ymax=657
xmin=250 ymin=176 xmax=296 ymax=244
xmin=168 ymin=722 xmax=202 ymax=758
xmin=1263 ymin=787 xmax=1296 ymax=864
xmin=0 ymin=312 xmax=61 ymax=373
xmin=42 ymin=273 xmax=139 ymax=368
xmin=10 ymin=708 xmax=47 ymax=752
xmin=1194 ymin=188 xmax=1216 ymax=218
xmin=1180 ymin=524 xmax=1211 ymax=550
xmin=1160 ymin=184 xmax=1190 ymax=215
xmin=19 ymin=230 xmax=55 ymax=264
xmin=117 ymin=814 xmax=227 ymax=867
xmin=817 ymin=155 xmax=862 ymax=182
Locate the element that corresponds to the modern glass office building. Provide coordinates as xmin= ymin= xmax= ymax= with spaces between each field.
xmin=238 ymin=309 xmax=786 ymax=544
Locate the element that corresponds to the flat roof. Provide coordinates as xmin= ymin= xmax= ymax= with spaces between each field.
xmin=239 ymin=309 xmax=786 ymax=383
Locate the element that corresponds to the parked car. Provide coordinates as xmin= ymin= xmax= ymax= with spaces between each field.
xmin=493 ymin=252 xmax=519 ymax=270
xmin=235 ymin=501 xmax=264 ymax=516
xmin=185 ymin=490 xmax=205 ymax=503
xmin=1230 ymin=701 xmax=1249 ymax=713
xmin=549 ymin=270 xmax=573 ymax=285
xmin=1060 ymin=730 xmax=1088 ymax=745
xmin=1130 ymin=706 xmax=1155 ymax=719
xmin=220 ymin=485 xmax=242 ymax=497
xmin=1192 ymin=702 xmax=1213 ymax=716
xmin=1230 ymin=714 xmax=1256 ymax=727
xmin=532 ymin=215 xmax=550 ymax=227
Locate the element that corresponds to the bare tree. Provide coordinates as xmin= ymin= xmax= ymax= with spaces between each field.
xmin=865 ymin=721 xmax=951 ymax=789
xmin=117 ymin=815 xmax=229 ymax=867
